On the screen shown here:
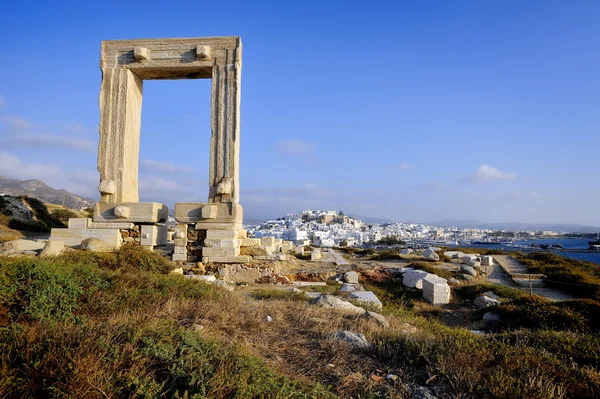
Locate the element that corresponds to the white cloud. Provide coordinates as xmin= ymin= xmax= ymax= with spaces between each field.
xmin=276 ymin=139 xmax=315 ymax=154
xmin=0 ymin=94 xmax=6 ymax=108
xmin=1 ymin=116 xmax=32 ymax=130
xmin=0 ymin=134 xmax=96 ymax=152
xmin=460 ymin=164 xmax=516 ymax=183
xmin=140 ymin=159 xmax=194 ymax=174
xmin=0 ymin=151 xmax=63 ymax=181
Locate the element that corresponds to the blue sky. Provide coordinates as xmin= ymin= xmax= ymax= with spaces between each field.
xmin=0 ymin=1 xmax=598 ymax=224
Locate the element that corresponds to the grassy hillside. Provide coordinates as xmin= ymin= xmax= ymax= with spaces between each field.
xmin=1 ymin=248 xmax=599 ymax=398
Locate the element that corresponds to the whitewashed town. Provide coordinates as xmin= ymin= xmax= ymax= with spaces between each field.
xmin=243 ymin=209 xmax=551 ymax=249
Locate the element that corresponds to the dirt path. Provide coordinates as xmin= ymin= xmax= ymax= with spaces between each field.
xmin=493 ymin=255 xmax=574 ymax=301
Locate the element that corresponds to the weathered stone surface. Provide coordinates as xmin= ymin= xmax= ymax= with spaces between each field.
xmin=349 ymin=291 xmax=382 ymax=311
xmin=422 ymin=275 xmax=451 ymax=305
xmin=93 ymin=202 xmax=168 ymax=223
xmin=50 ymin=227 xmax=122 ymax=248
xmin=460 ymin=265 xmax=477 ymax=277
xmin=365 ymin=311 xmax=390 ymax=328
xmin=240 ymin=246 xmax=268 ymax=256
xmin=400 ymin=249 xmax=413 ymax=255
xmin=309 ymin=294 xmax=366 ymax=315
xmin=0 ymin=239 xmax=45 ymax=254
xmin=140 ymin=225 xmax=168 ymax=246
xmin=344 ymin=271 xmax=359 ymax=284
xmin=214 ymin=280 xmax=234 ymax=291
xmin=311 ymin=248 xmax=322 ymax=261
xmin=203 ymin=238 xmax=240 ymax=248
xmin=218 ymin=264 xmax=261 ymax=283
xmin=240 ymin=238 xmax=261 ymax=247
xmin=195 ymin=275 xmax=217 ymax=283
xmin=474 ymin=295 xmax=501 ymax=308
xmin=261 ymin=236 xmax=276 ymax=246
xmin=423 ymin=248 xmax=440 ymax=261
xmin=39 ymin=240 xmax=65 ymax=257
xmin=482 ymin=312 xmax=502 ymax=323
xmin=81 ymin=238 xmax=112 ymax=252
xmin=481 ymin=255 xmax=494 ymax=266
xmin=174 ymin=202 xmax=242 ymax=223
xmin=340 ymin=283 xmax=358 ymax=293
xmin=295 ymin=245 xmax=305 ymax=256
xmin=202 ymin=255 xmax=250 ymax=263
xmin=402 ymin=270 xmax=430 ymax=289
xmin=292 ymin=281 xmax=327 ymax=287
xmin=68 ymin=218 xmax=89 ymax=229
xmin=329 ymin=331 xmax=370 ymax=349
xmin=99 ymin=37 xmax=242 ymax=204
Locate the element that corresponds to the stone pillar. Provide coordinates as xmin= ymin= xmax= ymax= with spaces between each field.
xmin=97 ymin=68 xmax=143 ymax=204
xmin=209 ymin=42 xmax=242 ymax=204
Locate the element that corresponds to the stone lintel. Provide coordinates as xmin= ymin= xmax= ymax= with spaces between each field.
xmin=174 ymin=202 xmax=242 ymax=224
xmin=195 ymin=222 xmax=242 ymax=231
xmin=202 ymin=255 xmax=251 ymax=264
xmin=93 ymin=202 xmax=168 ymax=223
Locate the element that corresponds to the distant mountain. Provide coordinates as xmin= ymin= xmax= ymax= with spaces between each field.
xmin=0 ymin=176 xmax=95 ymax=209
xmin=431 ymin=218 xmax=600 ymax=233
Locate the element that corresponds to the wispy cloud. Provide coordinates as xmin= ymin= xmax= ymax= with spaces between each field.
xmin=1 ymin=116 xmax=32 ymax=130
xmin=65 ymin=123 xmax=87 ymax=134
xmin=399 ymin=163 xmax=410 ymax=171
xmin=276 ymin=139 xmax=316 ymax=154
xmin=459 ymin=164 xmax=516 ymax=183
xmin=0 ymin=151 xmax=98 ymax=197
xmin=0 ymin=134 xmax=96 ymax=152
xmin=0 ymin=94 xmax=6 ymax=108
xmin=140 ymin=159 xmax=194 ymax=174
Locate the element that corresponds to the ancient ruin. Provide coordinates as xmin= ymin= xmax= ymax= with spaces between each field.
xmin=50 ymin=36 xmax=291 ymax=263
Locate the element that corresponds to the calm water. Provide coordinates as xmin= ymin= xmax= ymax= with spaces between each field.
xmin=458 ymin=239 xmax=600 ymax=265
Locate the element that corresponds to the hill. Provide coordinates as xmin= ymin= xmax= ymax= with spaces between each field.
xmin=432 ymin=218 xmax=600 ymax=233
xmin=0 ymin=176 xmax=95 ymax=210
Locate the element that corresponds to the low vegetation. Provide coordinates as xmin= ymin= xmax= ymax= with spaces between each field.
xmin=515 ymin=251 xmax=600 ymax=301
xmin=0 ymin=196 xmax=66 ymax=233
xmin=1 ymin=248 xmax=599 ymax=398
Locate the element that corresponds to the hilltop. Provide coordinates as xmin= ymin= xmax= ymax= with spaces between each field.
xmin=0 ymin=176 xmax=95 ymax=210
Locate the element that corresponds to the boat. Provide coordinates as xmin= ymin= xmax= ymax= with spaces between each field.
xmin=473 ymin=240 xmax=502 ymax=245
xmin=589 ymin=233 xmax=600 ymax=250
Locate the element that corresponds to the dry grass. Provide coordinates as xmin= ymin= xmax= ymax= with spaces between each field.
xmin=1 ymin=251 xmax=599 ymax=398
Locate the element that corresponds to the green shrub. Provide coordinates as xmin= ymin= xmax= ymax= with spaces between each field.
xmin=515 ymin=252 xmax=600 ymax=301
xmin=116 ymin=245 xmax=173 ymax=274
xmin=371 ymin=250 xmax=402 ymax=260
xmin=50 ymin=208 xmax=78 ymax=223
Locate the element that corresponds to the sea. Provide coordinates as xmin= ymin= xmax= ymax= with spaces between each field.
xmin=454 ymin=239 xmax=600 ymax=265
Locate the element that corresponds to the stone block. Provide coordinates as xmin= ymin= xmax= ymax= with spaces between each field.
xmin=206 ymin=230 xmax=239 ymax=239
xmin=68 ymin=218 xmax=89 ymax=229
xmin=402 ymin=270 xmax=431 ymax=289
xmin=173 ymin=245 xmax=186 ymax=254
xmin=175 ymin=202 xmax=242 ymax=223
xmin=174 ymin=224 xmax=188 ymax=246
xmin=240 ymin=246 xmax=268 ymax=256
xmin=50 ymin=227 xmax=122 ymax=248
xmin=93 ymin=202 xmax=168 ymax=223
xmin=203 ymin=238 xmax=240 ymax=248
xmin=311 ymin=248 xmax=322 ymax=261
xmin=40 ymin=240 xmax=66 ymax=257
xmin=274 ymin=238 xmax=283 ymax=246
xmin=195 ymin=222 xmax=242 ymax=231
xmin=202 ymin=255 xmax=251 ymax=264
xmin=295 ymin=245 xmax=305 ymax=256
xmin=172 ymin=253 xmax=187 ymax=261
xmin=141 ymin=225 xmax=168 ymax=246
xmin=481 ymin=255 xmax=494 ymax=266
xmin=240 ymin=238 xmax=261 ymax=247
xmin=237 ymin=229 xmax=247 ymax=239
xmin=202 ymin=247 xmax=240 ymax=257
xmin=88 ymin=221 xmax=135 ymax=229
xmin=349 ymin=291 xmax=383 ymax=311
xmin=267 ymin=254 xmax=287 ymax=261
xmin=261 ymin=236 xmax=276 ymax=246
xmin=422 ymin=276 xmax=451 ymax=305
